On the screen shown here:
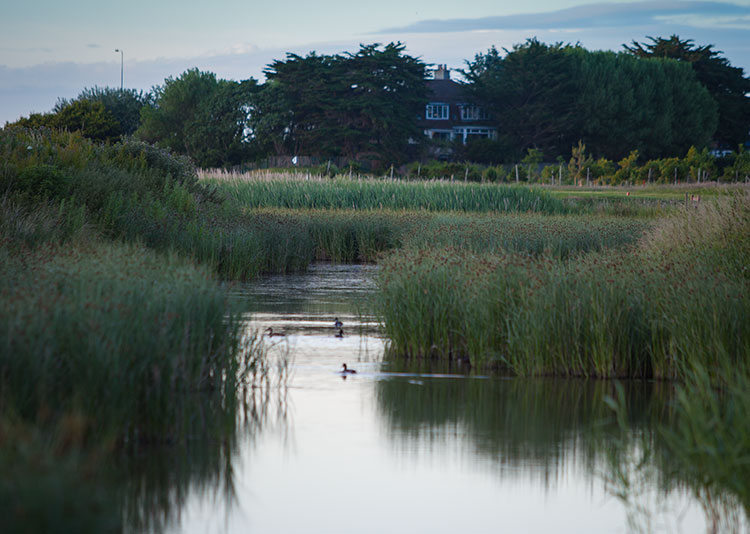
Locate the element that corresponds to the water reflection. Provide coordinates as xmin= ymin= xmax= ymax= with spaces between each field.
xmin=376 ymin=376 xmax=669 ymax=487
xmin=114 ymin=263 xmax=745 ymax=533
xmin=118 ymin=384 xmax=289 ymax=532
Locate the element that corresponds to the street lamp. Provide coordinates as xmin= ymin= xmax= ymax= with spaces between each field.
xmin=114 ymin=49 xmax=123 ymax=90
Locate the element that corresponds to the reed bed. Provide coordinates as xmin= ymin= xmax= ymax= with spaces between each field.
xmin=376 ymin=194 xmax=750 ymax=377
xmin=0 ymin=239 xmax=251 ymax=437
xmin=402 ymin=213 xmax=650 ymax=257
xmin=206 ymin=174 xmax=570 ymax=214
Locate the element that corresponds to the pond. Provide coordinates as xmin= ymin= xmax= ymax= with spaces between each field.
xmin=156 ymin=264 xmax=719 ymax=533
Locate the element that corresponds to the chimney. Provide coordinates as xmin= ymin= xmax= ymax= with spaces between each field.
xmin=434 ymin=64 xmax=450 ymax=80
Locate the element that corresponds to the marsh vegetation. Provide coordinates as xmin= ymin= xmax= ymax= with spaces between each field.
xmin=1 ymin=127 xmax=748 ymax=530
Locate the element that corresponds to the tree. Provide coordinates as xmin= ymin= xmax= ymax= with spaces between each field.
xmin=137 ymin=69 xmax=258 ymax=167
xmin=521 ymin=148 xmax=544 ymax=181
xmin=464 ymin=39 xmax=719 ymax=163
xmin=625 ymin=35 xmax=750 ymax=149
xmin=254 ymin=43 xmax=427 ymax=165
xmin=568 ymin=140 xmax=594 ymax=184
xmin=463 ymin=39 xmax=579 ymax=159
xmin=55 ymin=87 xmax=150 ymax=136
xmin=572 ymin=49 xmax=717 ymax=160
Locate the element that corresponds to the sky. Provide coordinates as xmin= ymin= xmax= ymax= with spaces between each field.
xmin=1 ymin=0 xmax=749 ymax=125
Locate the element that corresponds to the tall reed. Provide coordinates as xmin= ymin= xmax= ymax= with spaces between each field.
xmin=208 ymin=175 xmax=570 ymax=214
xmin=376 ymin=194 xmax=750 ymax=377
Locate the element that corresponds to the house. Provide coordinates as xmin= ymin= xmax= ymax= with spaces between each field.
xmin=418 ymin=65 xmax=497 ymax=146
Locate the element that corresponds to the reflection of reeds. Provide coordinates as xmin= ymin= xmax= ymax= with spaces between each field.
xmin=376 ymin=376 xmax=674 ymax=486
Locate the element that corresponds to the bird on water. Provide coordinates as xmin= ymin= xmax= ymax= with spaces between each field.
xmin=341 ymin=363 xmax=356 ymax=374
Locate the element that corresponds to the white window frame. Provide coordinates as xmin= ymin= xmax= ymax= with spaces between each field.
xmin=426 ymin=103 xmax=449 ymax=120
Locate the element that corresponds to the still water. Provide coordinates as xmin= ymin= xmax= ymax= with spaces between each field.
xmin=162 ymin=264 xmax=715 ymax=534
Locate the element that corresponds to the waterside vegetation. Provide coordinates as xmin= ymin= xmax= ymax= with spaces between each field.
xmin=376 ymin=194 xmax=749 ymax=376
xmin=2 ymin=123 xmax=749 ymax=528
xmin=0 ymin=127 xmax=280 ymax=530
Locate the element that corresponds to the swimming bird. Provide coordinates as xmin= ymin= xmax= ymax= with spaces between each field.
xmin=341 ymin=363 xmax=356 ymax=374
xmin=335 ymin=328 xmax=344 ymax=338
xmin=334 ymin=317 xmax=343 ymax=328
xmin=265 ymin=327 xmax=285 ymax=337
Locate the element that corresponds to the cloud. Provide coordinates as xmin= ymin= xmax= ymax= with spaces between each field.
xmin=379 ymin=1 xmax=750 ymax=33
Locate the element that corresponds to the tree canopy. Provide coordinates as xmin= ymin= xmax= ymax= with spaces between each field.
xmin=463 ymin=39 xmax=579 ymax=160
xmin=252 ymin=42 xmax=427 ymax=166
xmin=55 ymin=87 xmax=150 ymax=136
xmin=136 ymin=68 xmax=259 ymax=167
xmin=624 ymin=35 xmax=750 ymax=149
xmin=464 ymin=38 xmax=719 ymax=161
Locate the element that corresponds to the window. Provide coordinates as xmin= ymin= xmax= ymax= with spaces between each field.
xmin=460 ymin=105 xmax=489 ymax=121
xmin=430 ymin=130 xmax=452 ymax=140
xmin=426 ymin=103 xmax=449 ymax=120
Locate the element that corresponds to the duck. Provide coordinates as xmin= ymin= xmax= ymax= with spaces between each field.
xmin=265 ymin=327 xmax=285 ymax=337
xmin=341 ymin=363 xmax=356 ymax=374
xmin=335 ymin=328 xmax=344 ymax=338
xmin=334 ymin=317 xmax=343 ymax=328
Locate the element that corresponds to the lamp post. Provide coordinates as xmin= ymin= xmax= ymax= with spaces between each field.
xmin=114 ymin=49 xmax=123 ymax=90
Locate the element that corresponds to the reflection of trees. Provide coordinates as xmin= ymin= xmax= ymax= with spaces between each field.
xmin=376 ymin=377 xmax=674 ymax=486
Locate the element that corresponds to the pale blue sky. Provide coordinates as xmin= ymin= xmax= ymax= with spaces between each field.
xmin=2 ymin=0 xmax=749 ymax=124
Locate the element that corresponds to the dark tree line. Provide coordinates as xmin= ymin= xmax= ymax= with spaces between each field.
xmin=463 ymin=38 xmax=726 ymax=162
xmin=4 ymin=37 xmax=748 ymax=168
xmin=9 ymin=87 xmax=149 ymax=143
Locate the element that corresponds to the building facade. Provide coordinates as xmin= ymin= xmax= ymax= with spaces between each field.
xmin=418 ymin=65 xmax=497 ymax=146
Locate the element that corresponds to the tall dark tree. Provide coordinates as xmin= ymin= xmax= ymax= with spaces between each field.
xmin=341 ymin=43 xmax=428 ymax=162
xmin=463 ymin=39 xmax=579 ymax=159
xmin=572 ymin=49 xmax=716 ymax=160
xmin=255 ymin=43 xmax=427 ymax=165
xmin=625 ymin=35 xmax=750 ymax=149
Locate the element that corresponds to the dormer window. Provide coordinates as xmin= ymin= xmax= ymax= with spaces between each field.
xmin=460 ymin=104 xmax=489 ymax=121
xmin=426 ymin=103 xmax=449 ymax=120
